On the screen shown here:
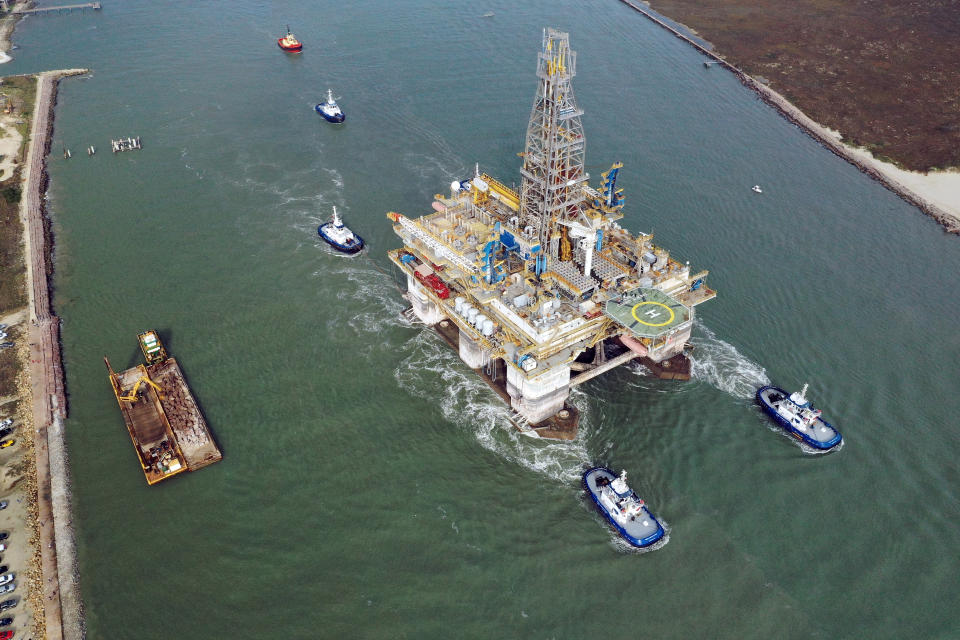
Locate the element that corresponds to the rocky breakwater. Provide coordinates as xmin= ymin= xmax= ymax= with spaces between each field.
xmin=19 ymin=69 xmax=89 ymax=640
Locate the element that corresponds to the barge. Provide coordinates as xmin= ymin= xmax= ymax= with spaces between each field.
xmin=105 ymin=331 xmax=221 ymax=485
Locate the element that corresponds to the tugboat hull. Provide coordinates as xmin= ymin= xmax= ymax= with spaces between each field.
xmin=315 ymin=105 xmax=345 ymax=123
xmin=278 ymin=40 xmax=302 ymax=52
xmin=756 ymin=386 xmax=842 ymax=450
xmin=318 ymin=223 xmax=364 ymax=254
xmin=583 ymin=466 xmax=664 ymax=548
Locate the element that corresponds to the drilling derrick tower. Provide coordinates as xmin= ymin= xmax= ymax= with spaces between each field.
xmin=519 ymin=28 xmax=587 ymax=257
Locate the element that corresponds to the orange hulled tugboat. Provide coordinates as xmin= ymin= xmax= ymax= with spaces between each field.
xmin=278 ymin=26 xmax=303 ymax=52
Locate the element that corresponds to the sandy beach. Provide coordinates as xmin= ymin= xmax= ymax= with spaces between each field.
xmin=0 ymin=1 xmax=31 ymax=60
xmin=839 ymin=141 xmax=960 ymax=228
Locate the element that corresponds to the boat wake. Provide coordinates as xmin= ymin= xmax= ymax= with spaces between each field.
xmin=395 ymin=332 xmax=591 ymax=483
xmin=317 ymin=261 xmax=406 ymax=337
xmin=689 ymin=324 xmax=770 ymax=399
xmin=0 ymin=52 xmax=11 ymax=65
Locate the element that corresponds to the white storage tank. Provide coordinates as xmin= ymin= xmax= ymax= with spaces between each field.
xmin=482 ymin=320 xmax=495 ymax=336
xmin=467 ymin=307 xmax=479 ymax=323
xmin=474 ymin=314 xmax=488 ymax=328
xmin=454 ymin=297 xmax=466 ymax=313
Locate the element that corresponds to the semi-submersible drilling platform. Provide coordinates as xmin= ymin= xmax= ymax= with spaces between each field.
xmin=387 ymin=29 xmax=716 ymax=439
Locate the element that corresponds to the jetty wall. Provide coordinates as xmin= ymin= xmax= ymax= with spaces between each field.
xmin=20 ymin=69 xmax=88 ymax=640
xmin=615 ymin=0 xmax=960 ymax=234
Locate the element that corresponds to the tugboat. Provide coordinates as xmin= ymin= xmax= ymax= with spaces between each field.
xmin=315 ymin=89 xmax=345 ymax=123
xmin=278 ymin=26 xmax=303 ymax=52
xmin=752 ymin=185 xmax=763 ymax=193
xmin=318 ymin=206 xmax=364 ymax=254
xmin=583 ymin=467 xmax=665 ymax=549
xmin=756 ymin=384 xmax=842 ymax=451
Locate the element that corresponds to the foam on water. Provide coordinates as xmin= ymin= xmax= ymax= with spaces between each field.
xmin=689 ymin=324 xmax=770 ymax=399
xmin=394 ymin=331 xmax=591 ymax=483
xmin=323 ymin=167 xmax=344 ymax=189
xmin=315 ymin=260 xmax=407 ymax=338
xmin=0 ymin=52 xmax=12 ymax=65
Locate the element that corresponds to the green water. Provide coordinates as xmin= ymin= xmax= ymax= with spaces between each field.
xmin=5 ymin=0 xmax=959 ymax=637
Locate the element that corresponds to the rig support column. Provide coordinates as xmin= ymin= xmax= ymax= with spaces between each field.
xmin=458 ymin=331 xmax=491 ymax=370
xmin=506 ymin=363 xmax=571 ymax=425
xmin=407 ymin=276 xmax=445 ymax=325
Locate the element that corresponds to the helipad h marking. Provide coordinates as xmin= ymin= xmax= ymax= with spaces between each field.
xmin=630 ymin=301 xmax=675 ymax=327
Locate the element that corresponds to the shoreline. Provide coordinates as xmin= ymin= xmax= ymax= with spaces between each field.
xmin=17 ymin=68 xmax=88 ymax=640
xmin=0 ymin=1 xmax=32 ymax=56
xmin=616 ymin=0 xmax=960 ymax=234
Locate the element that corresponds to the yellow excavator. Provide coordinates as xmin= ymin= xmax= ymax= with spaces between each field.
xmin=104 ymin=358 xmax=163 ymax=403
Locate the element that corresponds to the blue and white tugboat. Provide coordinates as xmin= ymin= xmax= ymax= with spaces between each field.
xmin=583 ymin=467 xmax=665 ymax=549
xmin=318 ymin=206 xmax=364 ymax=254
xmin=756 ymin=383 xmax=842 ymax=451
xmin=315 ymin=89 xmax=345 ymax=123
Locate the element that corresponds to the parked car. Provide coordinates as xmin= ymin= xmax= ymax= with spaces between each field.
xmin=0 ymin=544 xmax=5 ymax=553
xmin=0 ymin=584 xmax=13 ymax=595
xmin=0 ymin=501 xmax=6 ymax=510
xmin=0 ymin=534 xmax=7 ymax=542
xmin=0 ymin=344 xmax=13 ymax=350
xmin=0 ymin=617 xmax=11 ymax=627
xmin=0 ymin=429 xmax=11 ymax=440
xmin=0 ymin=575 xmax=12 ymax=587
xmin=0 ymin=598 xmax=14 ymax=612
xmin=0 ymin=628 xmax=11 ymax=639
xmin=0 ymin=441 xmax=12 ymax=449
xmin=0 ymin=419 xmax=11 ymax=426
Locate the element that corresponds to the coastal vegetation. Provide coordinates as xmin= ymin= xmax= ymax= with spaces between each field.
xmin=0 ymin=166 xmax=24 ymax=394
xmin=644 ymin=0 xmax=960 ymax=172
xmin=0 ymin=178 xmax=24 ymax=313
xmin=0 ymin=77 xmax=34 ymax=390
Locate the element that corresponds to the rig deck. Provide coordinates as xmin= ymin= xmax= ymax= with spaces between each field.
xmin=106 ymin=331 xmax=221 ymax=485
